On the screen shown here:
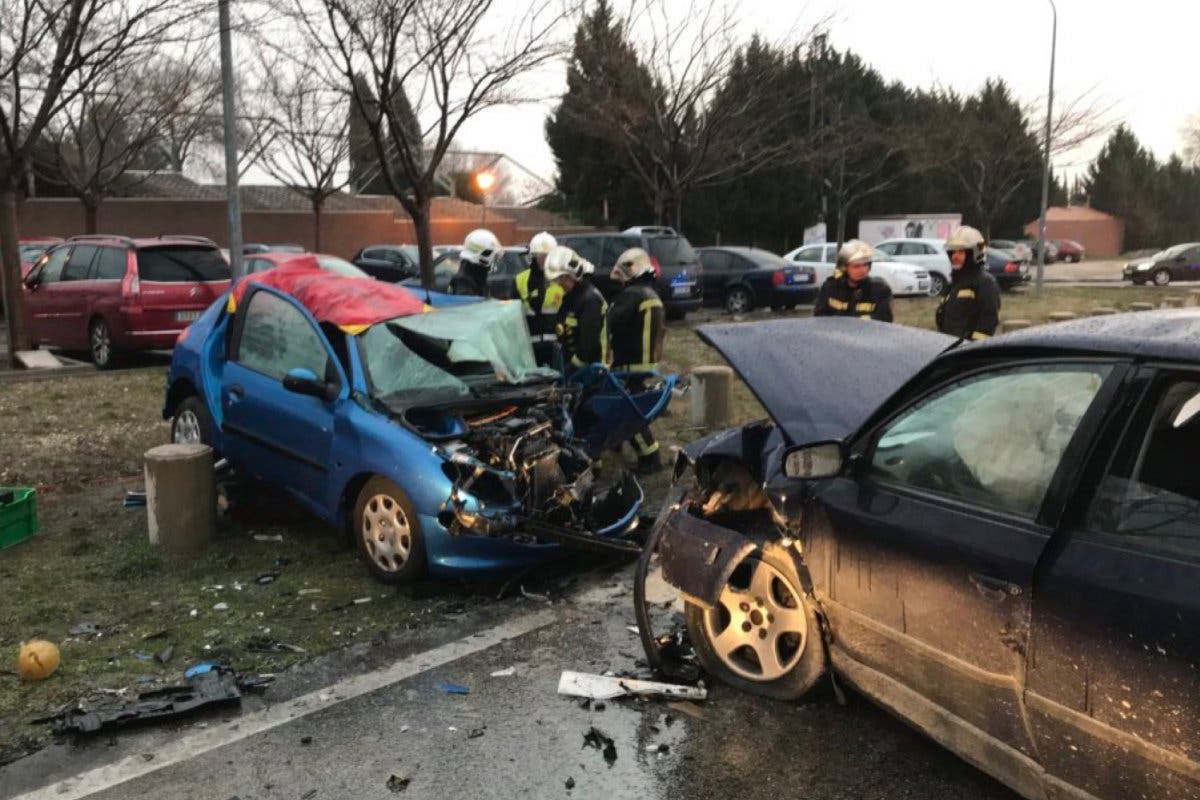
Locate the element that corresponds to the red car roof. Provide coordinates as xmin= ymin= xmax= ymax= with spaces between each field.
xmin=229 ymin=263 xmax=429 ymax=334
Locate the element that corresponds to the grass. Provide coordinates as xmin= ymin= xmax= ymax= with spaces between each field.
xmin=0 ymin=283 xmax=1187 ymax=762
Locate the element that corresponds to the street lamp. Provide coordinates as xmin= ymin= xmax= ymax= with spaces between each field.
xmin=1035 ymin=0 xmax=1057 ymax=294
xmin=217 ymin=0 xmax=243 ymax=278
xmin=475 ymin=170 xmax=496 ymax=225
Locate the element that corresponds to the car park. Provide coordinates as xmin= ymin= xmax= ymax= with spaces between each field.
xmin=1124 ymin=242 xmax=1200 ymax=286
xmin=872 ymin=238 xmax=952 ymax=295
xmin=782 ymin=242 xmax=932 ymax=296
xmin=986 ymin=247 xmax=1031 ymax=290
xmin=245 ymin=252 xmax=370 ymax=279
xmin=557 ymin=231 xmax=703 ymax=318
xmin=696 ymin=246 xmax=817 ymax=313
xmin=22 ymin=234 xmax=231 ymax=368
xmin=349 ymin=244 xmax=420 ymax=282
xmin=1020 ymin=238 xmax=1059 ymax=263
xmin=648 ymin=311 xmax=1200 ymax=800
xmin=163 ymin=264 xmax=671 ymax=582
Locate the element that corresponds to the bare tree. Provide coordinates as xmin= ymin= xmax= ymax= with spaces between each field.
xmin=154 ymin=53 xmax=224 ymax=175
xmin=0 ymin=0 xmax=201 ymax=357
xmin=1184 ymin=112 xmax=1200 ymax=169
xmin=283 ymin=0 xmax=572 ymax=287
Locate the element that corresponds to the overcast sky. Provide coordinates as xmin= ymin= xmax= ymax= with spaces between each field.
xmin=450 ymin=0 xmax=1199 ymax=186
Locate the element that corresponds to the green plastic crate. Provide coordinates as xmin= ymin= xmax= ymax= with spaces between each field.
xmin=0 ymin=487 xmax=38 ymax=550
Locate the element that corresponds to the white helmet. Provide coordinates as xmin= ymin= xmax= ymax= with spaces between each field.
xmin=836 ymin=239 xmax=874 ymax=267
xmin=544 ymin=245 xmax=588 ymax=282
xmin=610 ymin=247 xmax=654 ymax=282
xmin=529 ymin=231 xmax=557 ymax=257
xmin=460 ymin=228 xmax=502 ymax=270
xmin=945 ymin=226 xmax=986 ymax=260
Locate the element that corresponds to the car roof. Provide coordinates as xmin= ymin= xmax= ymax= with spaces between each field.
xmin=879 ymin=237 xmax=945 ymax=245
xmin=65 ymin=234 xmax=218 ymax=249
xmin=966 ymin=309 xmax=1200 ymax=363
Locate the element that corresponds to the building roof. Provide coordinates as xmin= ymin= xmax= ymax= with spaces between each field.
xmin=1032 ymin=206 xmax=1121 ymax=224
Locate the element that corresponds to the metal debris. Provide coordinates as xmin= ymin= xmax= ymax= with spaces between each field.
xmin=582 ymin=726 xmax=617 ymax=766
xmin=557 ymin=671 xmax=706 ymax=701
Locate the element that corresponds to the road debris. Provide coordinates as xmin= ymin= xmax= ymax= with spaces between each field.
xmin=300 ymin=736 xmax=313 ymax=745
xmin=255 ymin=572 xmax=279 ymax=585
xmin=667 ymin=701 xmax=706 ymax=721
xmin=69 ymin=622 xmax=103 ymax=638
xmin=436 ymin=682 xmax=470 ymax=695
xmin=212 ymin=602 xmax=229 ymax=612
xmin=520 ymin=586 xmax=551 ymax=603
xmin=253 ymin=534 xmax=283 ymax=543
xmin=467 ymin=727 xmax=486 ymax=739
xmin=557 ymin=671 xmax=706 ymax=702
xmin=246 ymin=636 xmax=306 ymax=654
xmin=123 ymin=490 xmax=147 ymax=508
xmin=386 ymin=774 xmax=411 ymax=793
xmin=16 ymin=640 xmax=60 ymax=680
xmin=565 ymin=777 xmax=575 ymax=790
xmin=582 ymin=726 xmax=618 ymax=766
xmin=155 ymin=646 xmax=174 ymax=665
xmin=489 ymin=666 xmax=516 ymax=677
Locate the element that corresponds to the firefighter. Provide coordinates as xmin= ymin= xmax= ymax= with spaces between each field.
xmin=936 ymin=225 xmax=1000 ymax=340
xmin=544 ymin=245 xmax=608 ymax=371
xmin=448 ymin=228 xmax=501 ymax=296
xmin=608 ymin=247 xmax=666 ymax=473
xmin=513 ymin=231 xmax=563 ymax=365
xmin=813 ymin=239 xmax=894 ymax=322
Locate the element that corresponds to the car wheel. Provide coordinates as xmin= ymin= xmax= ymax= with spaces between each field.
xmin=89 ymin=318 xmax=119 ymax=370
xmin=353 ymin=477 xmax=425 ymax=584
xmin=724 ymin=286 xmax=753 ymax=314
xmin=685 ymin=548 xmax=825 ymax=701
xmin=927 ymin=273 xmax=947 ymax=297
xmin=1153 ymin=269 xmax=1172 ymax=286
xmin=171 ymin=396 xmax=214 ymax=447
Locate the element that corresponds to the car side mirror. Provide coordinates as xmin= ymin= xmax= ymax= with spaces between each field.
xmin=282 ymin=367 xmax=338 ymax=402
xmin=783 ymin=441 xmax=845 ymax=480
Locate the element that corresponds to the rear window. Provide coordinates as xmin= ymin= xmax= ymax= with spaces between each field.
xmin=648 ymin=236 xmax=697 ymax=265
xmin=137 ymin=246 xmax=231 ymax=282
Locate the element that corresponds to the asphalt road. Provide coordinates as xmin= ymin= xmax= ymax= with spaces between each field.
xmin=2 ymin=568 xmax=1017 ymax=800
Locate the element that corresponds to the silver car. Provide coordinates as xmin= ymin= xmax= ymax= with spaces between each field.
xmin=874 ymin=238 xmax=952 ymax=295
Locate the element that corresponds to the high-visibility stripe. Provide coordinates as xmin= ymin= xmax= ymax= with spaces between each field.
xmin=854 ymin=302 xmax=875 ymax=312
xmin=971 ymin=331 xmax=991 ymax=340
xmin=632 ymin=432 xmax=659 ymax=456
xmin=641 ymin=307 xmax=653 ymax=365
xmin=529 ymin=333 xmax=557 ymax=343
xmin=826 ymin=297 xmax=848 ymax=310
xmin=957 ymin=289 xmax=976 ymax=299
xmin=637 ymin=298 xmax=662 ymax=311
xmin=614 ymin=362 xmax=657 ymax=372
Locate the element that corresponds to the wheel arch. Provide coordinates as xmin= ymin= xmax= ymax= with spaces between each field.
xmin=164 ymin=377 xmax=200 ymax=419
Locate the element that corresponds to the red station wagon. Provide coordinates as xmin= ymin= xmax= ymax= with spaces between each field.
xmin=22 ymin=234 xmax=231 ymax=368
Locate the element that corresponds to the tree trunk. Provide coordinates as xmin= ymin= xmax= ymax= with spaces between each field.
xmin=83 ymin=198 xmax=99 ymax=234
xmin=652 ymin=193 xmax=665 ymax=226
xmin=670 ymin=189 xmax=684 ymax=233
xmin=313 ymin=201 xmax=323 ymax=252
xmin=411 ymin=197 xmax=434 ymax=289
xmin=0 ymin=183 xmax=31 ymax=359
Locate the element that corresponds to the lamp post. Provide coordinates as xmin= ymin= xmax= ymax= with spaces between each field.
xmin=475 ymin=170 xmax=496 ymax=225
xmin=217 ymin=0 xmax=243 ymax=278
xmin=1035 ymin=0 xmax=1057 ymax=294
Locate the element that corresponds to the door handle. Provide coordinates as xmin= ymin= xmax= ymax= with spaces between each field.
xmin=968 ymin=572 xmax=1020 ymax=601
xmin=228 ymin=384 xmax=244 ymax=400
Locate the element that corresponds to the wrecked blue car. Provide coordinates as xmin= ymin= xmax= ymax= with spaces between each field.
xmin=162 ymin=265 xmax=670 ymax=582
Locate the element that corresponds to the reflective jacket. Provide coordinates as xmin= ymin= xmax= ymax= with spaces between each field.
xmin=556 ymin=279 xmax=608 ymax=369
xmin=813 ymin=274 xmax=894 ymax=322
xmin=608 ymin=278 xmax=665 ymax=370
xmin=936 ymin=263 xmax=1000 ymax=340
xmin=514 ymin=267 xmax=564 ymax=344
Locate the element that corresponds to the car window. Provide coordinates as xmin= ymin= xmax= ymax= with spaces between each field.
xmin=565 ymin=236 xmax=604 ymax=266
xmin=648 ymin=236 xmax=697 ymax=265
xmin=62 ymin=245 xmax=98 ymax=281
xmin=701 ymin=250 xmax=730 ymax=271
xmin=246 ymin=258 xmax=274 ymax=274
xmin=38 ymin=247 xmax=71 ymax=283
xmin=138 ymin=246 xmax=231 ymax=282
xmin=875 ymin=243 xmax=898 ymax=256
xmin=601 ymin=236 xmax=642 ymax=267
xmin=1084 ymin=376 xmax=1200 ymax=559
xmin=93 ymin=247 xmax=127 ymax=280
xmin=235 ymin=290 xmax=331 ymax=383
xmin=870 ymin=364 xmax=1111 ymax=517
xmin=793 ymin=246 xmax=821 ymax=262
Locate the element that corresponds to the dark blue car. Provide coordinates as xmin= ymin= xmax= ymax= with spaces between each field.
xmin=163 ymin=268 xmax=669 ymax=583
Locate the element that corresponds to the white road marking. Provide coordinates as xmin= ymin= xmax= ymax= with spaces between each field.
xmin=12 ymin=609 xmax=558 ymax=800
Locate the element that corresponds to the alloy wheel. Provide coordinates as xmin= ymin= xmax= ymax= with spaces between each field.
xmin=173 ymin=409 xmax=202 ymax=444
xmin=701 ymin=559 xmax=808 ymax=682
xmin=90 ymin=321 xmax=111 ymax=366
xmin=725 ymin=288 xmax=751 ymax=314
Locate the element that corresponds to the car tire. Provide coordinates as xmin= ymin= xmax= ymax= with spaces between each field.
xmin=171 ymin=396 xmax=215 ymax=447
xmin=353 ymin=477 xmax=426 ymax=584
xmin=1153 ymin=269 xmax=1172 ymax=286
xmin=89 ymin=317 xmax=120 ymax=370
xmin=685 ymin=547 xmax=826 ymax=701
xmin=724 ymin=286 xmax=753 ymax=315
xmin=927 ymin=273 xmax=948 ymax=297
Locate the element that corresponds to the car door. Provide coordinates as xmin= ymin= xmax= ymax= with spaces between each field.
xmin=220 ymin=286 xmax=343 ymax=510
xmin=1181 ymin=245 xmax=1200 ymax=280
xmin=699 ymin=250 xmax=730 ymax=301
xmin=805 ymin=360 xmax=1122 ymax=761
xmin=24 ymin=246 xmax=73 ymax=345
xmin=1026 ymin=368 xmax=1200 ymax=800
xmin=55 ymin=245 xmax=99 ymax=348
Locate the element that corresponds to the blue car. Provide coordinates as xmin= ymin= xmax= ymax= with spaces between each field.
xmin=163 ymin=267 xmax=668 ymax=582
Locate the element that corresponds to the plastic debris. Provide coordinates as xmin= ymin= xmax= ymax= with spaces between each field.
xmin=436 ymin=682 xmax=470 ymax=695
xmin=557 ymin=671 xmax=706 ymax=702
xmin=155 ymin=646 xmax=175 ymax=665
xmin=69 ymin=622 xmax=103 ymax=638
xmin=246 ymin=637 xmax=306 ymax=654
xmin=489 ymin=666 xmax=516 ymax=677
xmin=255 ymin=573 xmax=279 ymax=585
xmin=184 ymin=662 xmax=218 ymax=680
xmin=132 ymin=651 xmax=154 ymax=662
xmin=213 ymin=602 xmax=229 ymax=612
xmin=582 ymin=727 xmax=617 ymax=766
xmin=16 ymin=640 xmax=61 ymax=680
xmin=467 ymin=727 xmax=485 ymax=739
xmin=386 ymin=774 xmax=411 ymax=793
xmin=253 ymin=534 xmax=284 ymax=543
xmin=123 ymin=491 xmax=147 ymax=508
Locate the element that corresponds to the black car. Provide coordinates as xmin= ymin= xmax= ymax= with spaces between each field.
xmin=350 ymin=244 xmax=420 ymax=282
xmin=986 ymin=247 xmax=1030 ymax=290
xmin=557 ymin=231 xmax=703 ymax=318
xmin=399 ymin=247 xmax=528 ymax=298
xmin=1124 ymin=242 xmax=1200 ymax=286
xmin=646 ymin=311 xmax=1200 ymax=800
xmin=696 ymin=246 xmax=817 ymax=313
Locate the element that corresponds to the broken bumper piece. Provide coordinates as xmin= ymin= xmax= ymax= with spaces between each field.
xmin=657 ymin=506 xmax=757 ymax=610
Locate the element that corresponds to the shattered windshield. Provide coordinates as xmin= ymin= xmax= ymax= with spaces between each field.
xmin=358 ymin=300 xmax=558 ymax=405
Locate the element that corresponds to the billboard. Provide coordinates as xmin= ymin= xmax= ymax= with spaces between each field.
xmin=857 ymin=214 xmax=961 ymax=245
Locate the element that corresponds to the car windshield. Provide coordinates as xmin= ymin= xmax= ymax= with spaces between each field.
xmin=19 ymin=244 xmax=49 ymax=262
xmin=1156 ymin=244 xmax=1193 ymax=259
xmin=358 ymin=300 xmax=558 ymax=406
xmin=316 ymin=256 xmax=369 ymax=278
xmin=648 ymin=236 xmax=698 ymax=265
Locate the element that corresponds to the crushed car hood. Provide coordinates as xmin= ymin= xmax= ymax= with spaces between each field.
xmin=696 ymin=317 xmax=952 ymax=445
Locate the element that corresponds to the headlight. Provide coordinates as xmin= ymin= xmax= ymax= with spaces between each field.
xmin=1137 ymin=262 xmax=1153 ymax=271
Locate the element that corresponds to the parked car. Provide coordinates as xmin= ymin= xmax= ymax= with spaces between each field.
xmin=22 ymin=234 xmax=231 ymax=368
xmin=163 ymin=266 xmax=668 ymax=582
xmin=697 ymin=247 xmax=817 ymax=313
xmin=986 ymin=247 xmax=1031 ymax=290
xmin=18 ymin=237 xmax=63 ymax=278
xmin=401 ymin=246 xmax=528 ymax=298
xmin=1052 ymin=239 xmax=1085 ymax=262
xmin=243 ymin=243 xmax=304 ymax=255
xmin=557 ymin=231 xmax=703 ymax=318
xmin=652 ymin=310 xmax=1200 ymax=800
xmin=872 ymin=238 xmax=952 ymax=295
xmin=245 ymin=252 xmax=370 ymax=279
xmin=1124 ymin=243 xmax=1200 ymax=286
xmin=989 ymin=239 xmax=1031 ymax=264
xmin=782 ymin=242 xmax=932 ymax=296
xmin=622 ymin=225 xmax=677 ymax=237
xmin=1019 ymin=238 xmax=1059 ymax=263
xmin=350 ymin=244 xmax=420 ymax=282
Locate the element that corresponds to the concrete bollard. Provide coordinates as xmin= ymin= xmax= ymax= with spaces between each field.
xmin=1001 ymin=319 xmax=1033 ymax=333
xmin=1047 ymin=312 xmax=1077 ymax=323
xmin=1128 ymin=302 xmax=1154 ymax=312
xmin=1089 ymin=307 xmax=1118 ymax=316
xmin=145 ymin=443 xmax=215 ymax=556
xmin=690 ymin=365 xmax=734 ymax=429
xmin=1163 ymin=296 xmax=1186 ymax=309
xmin=1190 ymin=290 xmax=1200 ymax=308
